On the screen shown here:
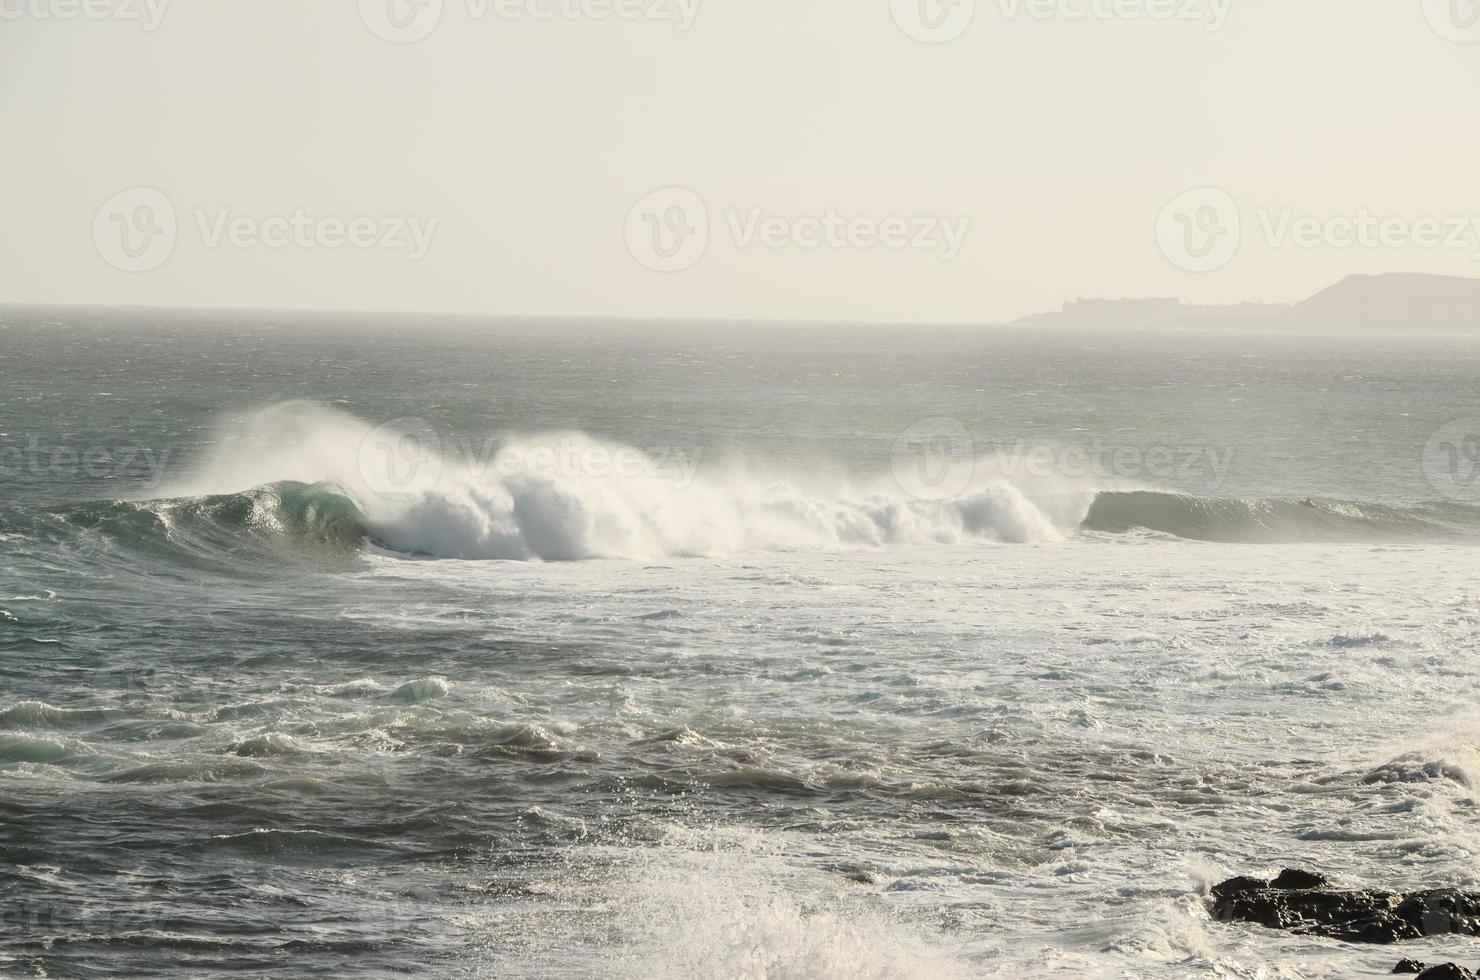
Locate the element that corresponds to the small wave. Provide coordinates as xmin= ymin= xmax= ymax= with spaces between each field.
xmin=229 ymin=733 xmax=309 ymax=758
xmin=637 ymin=726 xmax=720 ymax=748
xmin=475 ymin=724 xmax=598 ymax=763
xmin=0 ymin=701 xmax=122 ymax=730
xmin=388 ymin=677 xmax=451 ymax=705
xmin=100 ymin=760 xmax=270 ymax=784
xmin=260 ymin=775 xmax=335 ymax=795
xmin=0 ymin=732 xmax=92 ymax=765
xmin=324 ymin=679 xmax=389 ymax=698
xmin=205 ymin=828 xmax=397 ymax=858
xmin=1081 ymin=491 xmax=1480 ymax=544
xmin=702 ymin=765 xmax=814 ymax=794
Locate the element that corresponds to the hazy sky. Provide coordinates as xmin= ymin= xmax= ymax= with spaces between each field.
xmin=2 ymin=0 xmax=1477 ymax=322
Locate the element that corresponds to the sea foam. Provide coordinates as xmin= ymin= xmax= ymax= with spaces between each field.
xmin=163 ymin=402 xmax=1073 ymax=561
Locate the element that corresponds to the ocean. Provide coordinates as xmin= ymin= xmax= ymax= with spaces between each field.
xmin=3 ymin=310 xmax=1480 ymax=978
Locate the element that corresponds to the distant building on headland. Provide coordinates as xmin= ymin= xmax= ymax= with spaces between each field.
xmin=1016 ymin=297 xmax=1289 ymax=328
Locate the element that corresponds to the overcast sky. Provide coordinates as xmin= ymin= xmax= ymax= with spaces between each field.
xmin=2 ymin=0 xmax=1477 ymax=322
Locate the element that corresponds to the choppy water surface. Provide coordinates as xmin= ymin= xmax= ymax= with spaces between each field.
xmin=3 ymin=311 xmax=1480 ymax=978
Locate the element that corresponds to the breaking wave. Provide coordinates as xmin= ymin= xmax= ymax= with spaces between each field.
xmin=145 ymin=402 xmax=1069 ymax=560
xmin=8 ymin=403 xmax=1479 ymax=562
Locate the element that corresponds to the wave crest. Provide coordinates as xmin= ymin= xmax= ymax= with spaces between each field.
xmin=154 ymin=403 xmax=1069 ymax=561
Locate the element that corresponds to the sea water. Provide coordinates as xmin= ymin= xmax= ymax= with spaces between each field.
xmin=2 ymin=311 xmax=1479 ymax=978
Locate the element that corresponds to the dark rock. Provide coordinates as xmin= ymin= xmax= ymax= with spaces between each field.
xmin=1271 ymin=868 xmax=1329 ymax=890
xmin=1211 ymin=875 xmax=1274 ymax=899
xmin=1210 ymin=870 xmax=1480 ymax=944
xmin=1393 ymin=961 xmax=1428 ymax=975
xmin=1415 ymin=966 xmax=1476 ymax=980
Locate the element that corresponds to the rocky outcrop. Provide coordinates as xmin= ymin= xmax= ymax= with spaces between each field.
xmin=1210 ymin=870 xmax=1480 ymax=944
xmin=1407 ymin=966 xmax=1476 ymax=980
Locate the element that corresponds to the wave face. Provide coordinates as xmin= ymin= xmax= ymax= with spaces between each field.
xmin=1083 ymin=491 xmax=1480 ymax=543
xmin=6 ymin=482 xmax=369 ymax=568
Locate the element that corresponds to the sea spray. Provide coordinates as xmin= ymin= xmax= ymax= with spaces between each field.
xmin=160 ymin=402 xmax=1073 ymax=560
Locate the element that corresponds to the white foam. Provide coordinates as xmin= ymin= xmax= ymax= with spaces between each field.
xmin=166 ymin=402 xmax=1077 ymax=561
xmin=498 ymin=824 xmax=973 ymax=980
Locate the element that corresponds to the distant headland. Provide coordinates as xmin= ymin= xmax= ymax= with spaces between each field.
xmin=1016 ymin=273 xmax=1480 ymax=333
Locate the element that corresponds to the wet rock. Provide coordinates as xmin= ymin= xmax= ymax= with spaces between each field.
xmin=1271 ymin=868 xmax=1328 ymax=890
xmin=1415 ymin=966 xmax=1476 ymax=980
xmin=1211 ymin=875 xmax=1271 ymax=898
xmin=1210 ymin=869 xmax=1480 ymax=944
xmin=1389 ymin=962 xmax=1480 ymax=979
